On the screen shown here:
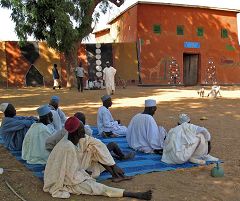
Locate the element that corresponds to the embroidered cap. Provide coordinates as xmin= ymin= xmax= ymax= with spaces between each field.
xmin=0 ymin=103 xmax=9 ymax=112
xmin=101 ymin=95 xmax=111 ymax=102
xmin=145 ymin=99 xmax=156 ymax=107
xmin=51 ymin=96 xmax=60 ymax=103
xmin=65 ymin=116 xmax=81 ymax=133
xmin=178 ymin=113 xmax=191 ymax=124
xmin=37 ymin=105 xmax=51 ymax=117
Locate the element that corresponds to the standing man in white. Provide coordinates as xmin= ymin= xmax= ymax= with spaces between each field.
xmin=103 ymin=61 xmax=116 ymax=95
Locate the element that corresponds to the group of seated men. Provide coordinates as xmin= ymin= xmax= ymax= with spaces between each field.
xmin=0 ymin=94 xmax=219 ymax=200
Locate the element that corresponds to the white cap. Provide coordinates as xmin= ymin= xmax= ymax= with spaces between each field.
xmin=178 ymin=113 xmax=191 ymax=124
xmin=145 ymin=99 xmax=156 ymax=107
xmin=0 ymin=103 xmax=9 ymax=112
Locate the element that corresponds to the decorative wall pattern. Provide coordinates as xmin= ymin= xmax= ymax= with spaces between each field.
xmin=205 ymin=58 xmax=217 ymax=84
xmin=168 ymin=57 xmax=181 ymax=85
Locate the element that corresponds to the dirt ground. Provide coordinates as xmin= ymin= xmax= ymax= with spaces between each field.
xmin=0 ymin=86 xmax=240 ymax=201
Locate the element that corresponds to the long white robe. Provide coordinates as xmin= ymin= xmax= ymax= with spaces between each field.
xmin=56 ymin=108 xmax=67 ymax=127
xmin=103 ymin=67 xmax=116 ymax=95
xmin=161 ymin=122 xmax=210 ymax=164
xmin=77 ymin=135 xmax=115 ymax=178
xmin=48 ymin=105 xmax=62 ymax=131
xmin=127 ymin=113 xmax=166 ymax=153
xmin=43 ymin=138 xmax=124 ymax=199
xmin=22 ymin=123 xmax=53 ymax=164
xmin=97 ymin=106 xmax=127 ymax=136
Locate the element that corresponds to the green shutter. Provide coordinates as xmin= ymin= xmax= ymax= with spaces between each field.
xmin=177 ymin=25 xmax=184 ymax=35
xmin=153 ymin=24 xmax=161 ymax=34
xmin=226 ymin=44 xmax=235 ymax=51
xmin=221 ymin=29 xmax=228 ymax=38
xmin=197 ymin=27 xmax=204 ymax=37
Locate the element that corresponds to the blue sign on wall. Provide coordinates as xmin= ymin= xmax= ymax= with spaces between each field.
xmin=184 ymin=42 xmax=200 ymax=48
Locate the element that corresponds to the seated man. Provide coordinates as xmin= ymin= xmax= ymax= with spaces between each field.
xmin=48 ymin=96 xmax=62 ymax=132
xmin=46 ymin=113 xmax=135 ymax=181
xmin=127 ymin=99 xmax=166 ymax=154
xmin=43 ymin=117 xmax=152 ymax=200
xmin=49 ymin=96 xmax=67 ymax=127
xmin=45 ymin=112 xmax=92 ymax=152
xmin=97 ymin=95 xmax=127 ymax=137
xmin=22 ymin=105 xmax=54 ymax=164
xmin=0 ymin=103 xmax=37 ymax=151
xmin=161 ymin=114 xmax=219 ymax=165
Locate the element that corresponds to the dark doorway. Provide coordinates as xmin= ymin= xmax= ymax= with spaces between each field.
xmin=183 ymin=54 xmax=199 ymax=85
xmin=86 ymin=44 xmax=113 ymax=82
xmin=26 ymin=65 xmax=44 ymax=87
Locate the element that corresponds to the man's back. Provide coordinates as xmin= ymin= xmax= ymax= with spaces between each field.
xmin=75 ymin=66 xmax=85 ymax=77
xmin=0 ymin=116 xmax=35 ymax=150
xmin=127 ymin=113 xmax=165 ymax=153
xmin=22 ymin=122 xmax=52 ymax=164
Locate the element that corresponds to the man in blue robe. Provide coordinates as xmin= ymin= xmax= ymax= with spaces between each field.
xmin=0 ymin=103 xmax=37 ymax=151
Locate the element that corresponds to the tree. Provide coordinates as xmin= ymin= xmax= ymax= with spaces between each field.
xmin=0 ymin=0 xmax=124 ymax=87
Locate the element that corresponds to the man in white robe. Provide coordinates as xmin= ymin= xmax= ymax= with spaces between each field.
xmin=127 ymin=99 xmax=166 ymax=153
xmin=48 ymin=96 xmax=66 ymax=130
xmin=22 ymin=105 xmax=54 ymax=164
xmin=103 ymin=61 xmax=116 ymax=95
xmin=161 ymin=114 xmax=219 ymax=165
xmin=43 ymin=116 xmax=152 ymax=200
xmin=97 ymin=95 xmax=127 ymax=137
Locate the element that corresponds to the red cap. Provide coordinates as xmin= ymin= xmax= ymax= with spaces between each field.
xmin=65 ymin=116 xmax=81 ymax=133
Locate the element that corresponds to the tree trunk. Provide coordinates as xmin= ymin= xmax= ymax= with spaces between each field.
xmin=64 ymin=42 xmax=81 ymax=89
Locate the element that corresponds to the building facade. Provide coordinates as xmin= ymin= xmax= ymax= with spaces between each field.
xmin=95 ymin=2 xmax=240 ymax=85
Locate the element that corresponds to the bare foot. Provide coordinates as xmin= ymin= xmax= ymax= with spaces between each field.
xmin=137 ymin=190 xmax=152 ymax=200
xmin=123 ymin=190 xmax=152 ymax=200
xmin=123 ymin=152 xmax=135 ymax=160
xmin=189 ymin=157 xmax=206 ymax=165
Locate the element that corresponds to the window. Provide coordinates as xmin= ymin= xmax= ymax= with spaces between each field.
xmin=221 ymin=29 xmax=228 ymax=38
xmin=197 ymin=27 xmax=204 ymax=37
xmin=153 ymin=24 xmax=161 ymax=34
xmin=177 ymin=25 xmax=184 ymax=35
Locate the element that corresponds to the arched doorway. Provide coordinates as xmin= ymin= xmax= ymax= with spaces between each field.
xmin=25 ymin=65 xmax=44 ymax=87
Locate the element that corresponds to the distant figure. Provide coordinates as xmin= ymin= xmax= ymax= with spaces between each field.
xmin=0 ymin=103 xmax=37 ymax=151
xmin=75 ymin=62 xmax=87 ymax=92
xmin=103 ymin=61 xmax=116 ymax=95
xmin=127 ymin=99 xmax=166 ymax=154
xmin=207 ymin=85 xmax=222 ymax=98
xmin=52 ymin=64 xmax=61 ymax=90
xmin=97 ymin=95 xmax=127 ymax=137
xmin=161 ymin=114 xmax=219 ymax=165
xmin=43 ymin=117 xmax=152 ymax=200
xmin=197 ymin=87 xmax=205 ymax=97
xmin=22 ymin=105 xmax=54 ymax=164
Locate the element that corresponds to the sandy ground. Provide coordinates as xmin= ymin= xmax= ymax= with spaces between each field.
xmin=0 ymin=86 xmax=240 ymax=201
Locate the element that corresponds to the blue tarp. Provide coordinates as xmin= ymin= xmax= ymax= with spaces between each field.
xmin=0 ymin=126 xmax=219 ymax=181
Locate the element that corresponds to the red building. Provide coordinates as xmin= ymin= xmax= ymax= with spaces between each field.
xmin=94 ymin=1 xmax=240 ymax=85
